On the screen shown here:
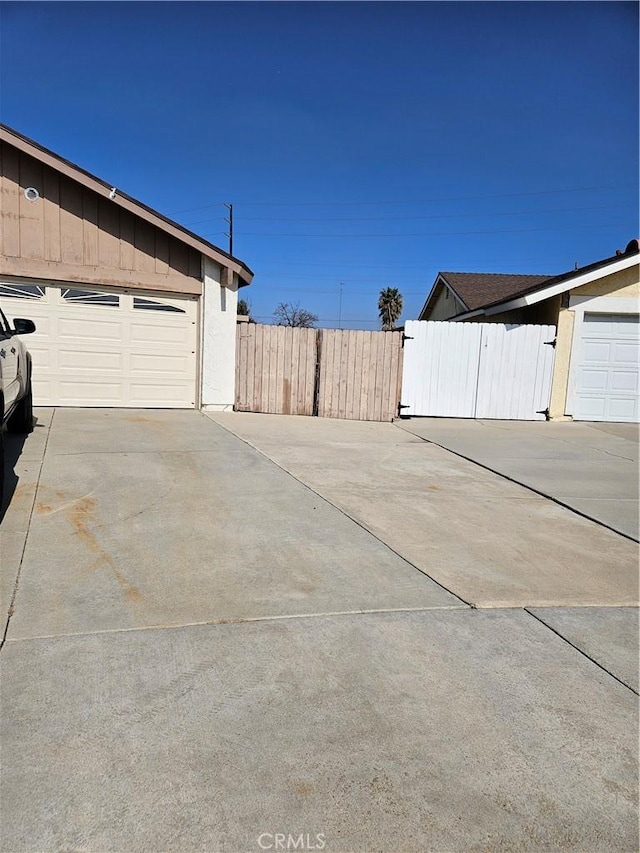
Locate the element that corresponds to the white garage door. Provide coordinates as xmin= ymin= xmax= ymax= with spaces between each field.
xmin=0 ymin=282 xmax=198 ymax=408
xmin=573 ymin=312 xmax=639 ymax=422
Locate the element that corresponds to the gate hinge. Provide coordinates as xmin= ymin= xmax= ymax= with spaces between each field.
xmin=397 ymin=403 xmax=411 ymax=418
xmin=536 ymin=407 xmax=550 ymax=420
xmin=544 ymin=339 xmax=557 ymax=348
xmin=402 ymin=333 xmax=414 ymax=345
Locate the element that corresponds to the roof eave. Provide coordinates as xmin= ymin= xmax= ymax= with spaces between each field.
xmin=483 ymin=251 xmax=638 ymax=316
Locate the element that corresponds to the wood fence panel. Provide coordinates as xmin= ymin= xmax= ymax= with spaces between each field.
xmin=236 ymin=324 xmax=403 ymax=421
xmin=235 ymin=324 xmax=317 ymax=415
xmin=316 ymin=328 xmax=403 ymax=422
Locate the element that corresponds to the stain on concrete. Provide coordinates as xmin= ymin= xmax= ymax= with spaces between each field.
xmin=35 ymin=486 xmax=144 ymax=605
xmin=293 ymin=781 xmax=313 ymax=799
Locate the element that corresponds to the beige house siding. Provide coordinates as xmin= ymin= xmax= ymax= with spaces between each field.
xmin=0 ymin=142 xmax=202 ymax=295
xmin=572 ymin=264 xmax=639 ymax=298
xmin=548 ymin=307 xmax=576 ymax=419
xmin=549 ymin=264 xmax=639 ymax=419
xmin=420 ymin=282 xmax=465 ymax=320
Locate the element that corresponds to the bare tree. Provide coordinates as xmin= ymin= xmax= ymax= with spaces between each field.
xmin=273 ymin=302 xmax=318 ymax=328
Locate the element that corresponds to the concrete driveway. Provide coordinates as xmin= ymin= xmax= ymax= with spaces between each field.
xmin=1 ymin=409 xmax=638 ymax=853
xmin=397 ymin=418 xmax=639 ymax=541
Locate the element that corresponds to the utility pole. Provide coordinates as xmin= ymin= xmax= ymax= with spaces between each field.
xmin=224 ymin=203 xmax=234 ymax=255
xmin=338 ymin=281 xmax=344 ymax=329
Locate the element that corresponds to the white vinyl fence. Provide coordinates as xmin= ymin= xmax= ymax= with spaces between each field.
xmin=400 ymin=320 xmax=556 ymax=420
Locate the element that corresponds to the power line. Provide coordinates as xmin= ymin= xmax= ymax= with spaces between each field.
xmin=231 ymin=203 xmax=627 ymax=223
xmin=180 ymin=202 xmax=626 ymax=227
xmin=168 ymin=183 xmax=627 ymax=216
xmin=209 ymin=222 xmax=626 ymax=239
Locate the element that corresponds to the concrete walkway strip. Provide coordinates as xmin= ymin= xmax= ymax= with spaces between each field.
xmin=208 ymin=413 xmax=639 ymax=609
xmin=1 ymin=609 xmax=637 ymax=853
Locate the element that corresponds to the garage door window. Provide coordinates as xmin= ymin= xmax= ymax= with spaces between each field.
xmin=0 ymin=283 xmax=46 ymax=299
xmin=61 ymin=288 xmax=119 ymax=307
xmin=133 ymin=296 xmax=185 ymax=313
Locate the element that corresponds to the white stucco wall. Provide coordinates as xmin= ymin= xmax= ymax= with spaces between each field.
xmin=200 ymin=258 xmax=239 ymax=411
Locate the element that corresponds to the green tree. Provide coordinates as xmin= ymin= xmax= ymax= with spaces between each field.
xmin=378 ymin=287 xmax=403 ymax=330
xmin=237 ymin=298 xmax=252 ymax=318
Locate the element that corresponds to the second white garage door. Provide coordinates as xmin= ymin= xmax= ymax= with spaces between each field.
xmin=572 ymin=312 xmax=639 ymax=422
xmin=0 ymin=282 xmax=198 ymax=408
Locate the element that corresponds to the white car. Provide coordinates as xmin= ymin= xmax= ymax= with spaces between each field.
xmin=1 ymin=306 xmax=36 ymax=510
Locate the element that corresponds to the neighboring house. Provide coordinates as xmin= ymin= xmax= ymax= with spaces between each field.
xmin=418 ymin=241 xmax=640 ymax=423
xmin=418 ymin=272 xmax=552 ymax=322
xmin=0 ymin=124 xmax=253 ymax=411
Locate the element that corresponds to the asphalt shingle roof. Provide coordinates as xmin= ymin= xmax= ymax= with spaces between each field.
xmin=440 ymin=272 xmax=553 ymax=311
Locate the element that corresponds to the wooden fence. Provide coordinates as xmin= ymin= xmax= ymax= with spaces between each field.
xmin=235 ymin=323 xmax=403 ymax=422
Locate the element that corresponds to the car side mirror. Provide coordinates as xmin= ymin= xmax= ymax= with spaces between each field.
xmin=13 ymin=318 xmax=36 ymax=335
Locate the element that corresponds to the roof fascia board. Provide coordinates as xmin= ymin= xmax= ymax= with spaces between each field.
xmin=417 ymin=275 xmax=443 ymax=319
xmin=1 ymin=125 xmax=253 ymax=285
xmin=438 ymin=273 xmax=468 ymax=310
xmin=449 ymin=309 xmax=483 ymax=322
xmin=482 ymin=253 xmax=639 ymax=316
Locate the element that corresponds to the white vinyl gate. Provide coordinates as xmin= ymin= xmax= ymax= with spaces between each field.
xmin=400 ymin=320 xmax=556 ymax=420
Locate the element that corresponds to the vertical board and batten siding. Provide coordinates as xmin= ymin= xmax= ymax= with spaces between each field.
xmin=318 ymin=329 xmax=403 ymax=421
xmin=235 ymin=325 xmax=403 ymax=421
xmin=235 ymin=323 xmax=317 ymax=415
xmin=401 ymin=320 xmax=556 ymax=420
xmin=0 ymin=143 xmax=202 ymax=294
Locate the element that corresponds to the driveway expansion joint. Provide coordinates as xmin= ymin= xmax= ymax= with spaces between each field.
xmin=525 ymin=607 xmax=639 ymax=695
xmin=394 ymin=422 xmax=639 ymax=544
xmin=211 ymin=417 xmax=473 ymax=610
xmin=2 ymin=604 xmax=472 ymax=644
xmin=1 ymin=408 xmax=56 ymax=652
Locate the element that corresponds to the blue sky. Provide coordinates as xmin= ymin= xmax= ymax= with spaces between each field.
xmin=1 ymin=1 xmax=637 ymax=328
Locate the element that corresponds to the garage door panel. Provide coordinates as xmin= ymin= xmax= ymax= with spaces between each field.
xmin=611 ymin=370 xmax=639 ymax=392
xmin=608 ymin=398 xmax=638 ymax=420
xmin=130 ymin=322 xmax=194 ymax=346
xmin=129 ymin=381 xmax=194 ymax=406
xmin=573 ymin=312 xmax=639 ymax=423
xmin=582 ymin=341 xmax=612 ymax=362
xmin=57 ymin=316 xmax=125 ymax=341
xmin=613 ymin=342 xmax=639 ymax=364
xmin=25 ymin=343 xmax=53 ymax=370
xmin=58 ymin=349 xmax=124 ymax=371
xmin=578 ymin=369 xmax=608 ymax=391
xmin=130 ymin=352 xmax=192 ymax=374
xmin=58 ymin=380 xmax=124 ymax=405
xmin=0 ymin=283 xmax=197 ymax=408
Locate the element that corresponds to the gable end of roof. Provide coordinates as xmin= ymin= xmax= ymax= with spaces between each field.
xmin=0 ymin=123 xmax=253 ymax=285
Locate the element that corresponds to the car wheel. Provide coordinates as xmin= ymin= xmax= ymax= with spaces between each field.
xmin=7 ymin=381 xmax=34 ymax=434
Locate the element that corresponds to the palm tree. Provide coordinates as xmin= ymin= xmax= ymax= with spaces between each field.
xmin=378 ymin=287 xmax=403 ymax=331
